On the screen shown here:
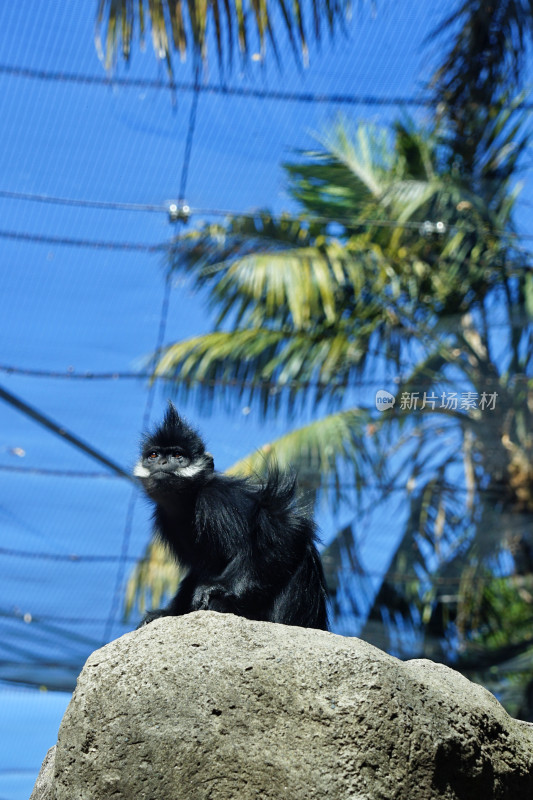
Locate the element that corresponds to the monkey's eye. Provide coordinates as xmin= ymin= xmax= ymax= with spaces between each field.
xmin=172 ymin=452 xmax=185 ymax=461
xmin=147 ymin=452 xmax=159 ymax=460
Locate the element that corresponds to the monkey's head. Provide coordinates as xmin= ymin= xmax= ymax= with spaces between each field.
xmin=134 ymin=403 xmax=214 ymax=500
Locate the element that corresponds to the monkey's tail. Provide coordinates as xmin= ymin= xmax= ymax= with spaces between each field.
xmin=270 ymin=545 xmax=329 ymax=630
xmin=256 ymin=465 xmax=317 ymax=533
xmin=254 ymin=465 xmax=320 ymax=564
xmin=258 ymin=464 xmax=298 ymax=510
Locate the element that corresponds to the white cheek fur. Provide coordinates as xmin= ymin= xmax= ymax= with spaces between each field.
xmin=133 ymin=461 xmax=150 ymax=478
xmin=176 ymin=456 xmax=210 ymax=478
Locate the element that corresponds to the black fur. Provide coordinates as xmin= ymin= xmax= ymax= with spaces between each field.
xmin=135 ymin=403 xmax=328 ymax=630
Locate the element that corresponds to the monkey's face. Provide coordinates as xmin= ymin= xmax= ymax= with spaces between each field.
xmin=135 ymin=403 xmax=214 ymax=501
xmin=134 ymin=446 xmax=215 ymax=500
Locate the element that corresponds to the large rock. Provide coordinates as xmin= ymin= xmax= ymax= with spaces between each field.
xmin=31 ymin=612 xmax=533 ymax=800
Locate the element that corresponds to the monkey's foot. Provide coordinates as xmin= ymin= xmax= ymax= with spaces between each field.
xmin=191 ymin=585 xmax=235 ymax=613
xmin=136 ymin=609 xmax=168 ymax=629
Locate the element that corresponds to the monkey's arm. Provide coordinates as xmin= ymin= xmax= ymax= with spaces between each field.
xmin=191 ymin=551 xmax=266 ymax=615
xmin=191 ymin=478 xmax=298 ymax=615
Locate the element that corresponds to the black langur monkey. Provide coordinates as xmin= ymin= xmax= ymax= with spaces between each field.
xmin=134 ymin=403 xmax=328 ymax=630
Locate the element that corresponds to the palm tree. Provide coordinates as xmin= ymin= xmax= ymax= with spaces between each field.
xmin=124 ymin=0 xmax=533 ymax=716
xmin=131 ymin=110 xmax=533 ymax=712
xmin=95 ymin=0 xmax=353 ymax=77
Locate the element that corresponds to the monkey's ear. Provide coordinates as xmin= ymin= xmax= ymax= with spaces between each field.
xmin=205 ymin=452 xmax=215 ymax=471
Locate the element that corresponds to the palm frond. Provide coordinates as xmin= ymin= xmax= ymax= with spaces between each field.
xmin=153 ymin=327 xmax=283 ymax=385
xmin=152 ymin=325 xmax=380 ymax=412
xmin=315 ymin=120 xmax=390 ymax=199
xmin=168 ymin=214 xmax=387 ymax=331
xmin=214 ymin=245 xmax=347 ymax=328
xmin=227 ymin=406 xmax=372 ymax=505
xmin=123 ymin=538 xmax=182 ymax=619
xmin=285 ymin=120 xmax=392 ymax=221
xmin=429 ymin=0 xmax=533 ymax=106
xmin=321 ymin=522 xmax=377 ymax=620
xmin=95 ymin=0 xmax=353 ymax=77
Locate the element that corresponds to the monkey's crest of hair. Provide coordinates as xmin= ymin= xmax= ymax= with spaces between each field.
xmin=142 ymin=402 xmax=205 ymax=460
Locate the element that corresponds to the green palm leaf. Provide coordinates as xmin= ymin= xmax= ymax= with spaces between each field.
xmin=152 ymin=324 xmax=379 ymax=413
xmin=227 ymin=406 xmax=372 ymax=506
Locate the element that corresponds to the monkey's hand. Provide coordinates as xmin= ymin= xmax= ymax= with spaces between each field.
xmin=191 ymin=584 xmax=237 ymax=613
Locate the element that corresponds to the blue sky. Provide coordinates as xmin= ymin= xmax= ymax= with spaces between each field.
xmin=0 ymin=2 xmax=531 ymax=797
